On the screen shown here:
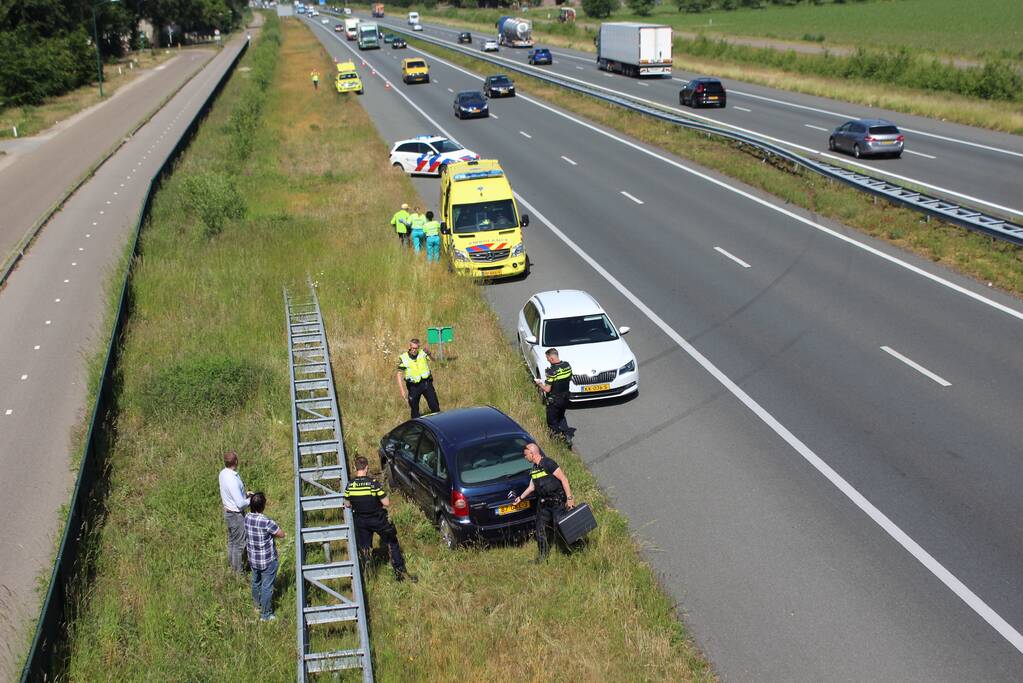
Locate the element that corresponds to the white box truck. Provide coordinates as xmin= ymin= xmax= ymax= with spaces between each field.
xmin=344 ymin=17 xmax=358 ymax=40
xmin=596 ymin=23 xmax=672 ymax=77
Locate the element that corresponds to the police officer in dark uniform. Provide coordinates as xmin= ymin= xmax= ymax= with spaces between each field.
xmin=511 ymin=442 xmax=575 ymax=563
xmin=343 ymin=456 xmax=417 ymax=582
xmin=534 ymin=347 xmax=575 ymax=447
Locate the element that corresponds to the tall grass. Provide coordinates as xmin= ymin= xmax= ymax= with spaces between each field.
xmin=65 ymin=16 xmax=711 ymax=681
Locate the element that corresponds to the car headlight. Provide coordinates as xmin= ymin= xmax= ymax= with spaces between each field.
xmin=511 ymin=243 xmax=524 ymax=257
xmin=619 ymin=359 xmax=635 ymax=374
xmin=453 ymin=249 xmax=469 ymax=262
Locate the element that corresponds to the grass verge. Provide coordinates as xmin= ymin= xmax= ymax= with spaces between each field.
xmin=64 ymin=15 xmax=712 ymax=681
xmin=414 ymin=10 xmax=1023 ymax=134
xmin=405 ymin=36 xmax=1023 ymax=299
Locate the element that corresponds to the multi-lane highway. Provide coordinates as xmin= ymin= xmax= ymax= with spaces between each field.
xmin=305 ymin=16 xmax=1023 ymax=680
xmin=365 ymin=14 xmax=1023 ymax=221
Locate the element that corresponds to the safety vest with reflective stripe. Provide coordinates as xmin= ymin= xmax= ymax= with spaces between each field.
xmin=423 ymin=220 xmax=441 ymax=237
xmin=391 ymin=209 xmax=410 ymax=234
xmin=409 ymin=213 xmax=426 ymax=232
xmin=400 ymin=351 xmax=431 ymax=382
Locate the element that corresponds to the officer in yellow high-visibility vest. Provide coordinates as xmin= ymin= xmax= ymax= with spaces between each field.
xmin=408 ymin=207 xmax=427 ymax=254
xmin=423 ymin=211 xmax=441 ymax=262
xmin=396 ymin=338 xmax=440 ymax=418
xmin=311 ymin=69 xmax=320 ymax=90
xmin=390 ymin=203 xmax=411 ymax=246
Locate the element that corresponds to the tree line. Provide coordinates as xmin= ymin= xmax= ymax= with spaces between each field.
xmin=0 ymin=0 xmax=247 ymax=107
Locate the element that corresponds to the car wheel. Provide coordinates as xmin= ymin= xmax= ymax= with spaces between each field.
xmin=393 ymin=162 xmax=404 ymax=172
xmin=679 ymin=94 xmax=684 ymax=105
xmin=425 ymin=76 xmax=430 ymax=83
xmin=719 ymin=99 xmax=726 ymax=108
xmin=892 ymin=152 xmax=902 ymax=159
xmin=853 ymin=143 xmax=862 ymax=158
xmin=439 ymin=517 xmax=458 ymax=550
xmin=828 ymin=137 xmax=836 ymax=151
xmin=357 ymin=89 xmax=363 ymax=95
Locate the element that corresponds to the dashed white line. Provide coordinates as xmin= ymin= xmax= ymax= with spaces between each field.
xmin=54 ymin=298 xmax=61 ymax=303
xmin=45 ymin=320 xmax=51 ymax=325
xmin=491 ymin=113 xmax=499 ymax=119
xmin=733 ymin=106 xmax=751 ymax=112
xmin=881 ymin=346 xmax=951 ymax=387
xmin=33 ymin=345 xmax=40 ymax=350
xmin=20 ymin=375 xmax=28 ymax=381
xmin=519 ymin=131 xmax=532 ymax=139
xmin=637 ymin=82 xmax=649 ymax=87
xmin=4 ymin=410 xmax=11 ymax=416
xmin=620 ymin=191 xmax=644 ymax=205
xmin=561 ymin=155 xmax=577 ymax=166
xmin=714 ymin=246 xmax=751 ymax=268
xmin=63 ymin=279 xmax=69 ymax=283
xmin=575 ymin=66 xmax=584 ymax=70
xmin=905 ymin=149 xmax=937 ymax=160
xmin=804 ymin=124 xmax=829 ymax=132
xmin=447 ymin=87 xmax=453 ymax=92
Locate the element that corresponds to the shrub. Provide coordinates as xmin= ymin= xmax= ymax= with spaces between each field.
xmin=582 ymin=0 xmax=616 ymax=19
xmin=183 ymin=171 xmax=246 ymax=237
xmin=139 ymin=356 xmax=264 ymax=420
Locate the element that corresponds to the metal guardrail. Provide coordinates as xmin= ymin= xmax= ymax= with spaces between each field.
xmin=284 ymin=284 xmax=373 ymax=683
xmin=19 ymin=38 xmax=250 ymax=683
xmin=367 ymin=19 xmax=1023 ymax=248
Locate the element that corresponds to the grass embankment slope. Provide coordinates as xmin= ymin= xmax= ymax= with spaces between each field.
xmin=65 ymin=15 xmax=711 ymax=682
xmin=413 ymin=4 xmax=1023 ymax=134
xmin=407 ymin=38 xmax=1023 ymax=299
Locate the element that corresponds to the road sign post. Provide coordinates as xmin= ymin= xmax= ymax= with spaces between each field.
xmin=427 ymin=326 xmax=454 ymax=360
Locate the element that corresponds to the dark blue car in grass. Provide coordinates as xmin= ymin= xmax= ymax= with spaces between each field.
xmin=527 ymin=48 xmax=552 ymax=65
xmin=378 ymin=406 xmax=537 ymax=549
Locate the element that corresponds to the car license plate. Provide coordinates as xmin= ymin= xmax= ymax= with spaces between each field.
xmin=881 ymin=140 xmax=896 ymax=145
xmin=582 ymin=383 xmax=610 ymax=393
xmin=498 ymin=499 xmax=530 ymax=515
xmin=707 ymin=96 xmax=718 ymax=100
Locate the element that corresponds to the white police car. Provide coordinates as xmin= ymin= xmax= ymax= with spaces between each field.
xmin=517 ymin=290 xmax=639 ymax=402
xmin=389 ymin=135 xmax=479 ymax=176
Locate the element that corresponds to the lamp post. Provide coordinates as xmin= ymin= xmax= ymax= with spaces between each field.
xmin=91 ymin=0 xmax=119 ymax=98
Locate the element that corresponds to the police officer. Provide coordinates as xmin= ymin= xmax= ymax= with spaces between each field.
xmin=512 ymin=443 xmax=575 ymax=563
xmin=534 ymin=347 xmax=575 ymax=447
xmin=396 ymin=337 xmax=440 ymax=418
xmin=408 ymin=206 xmax=427 ymax=254
xmin=343 ymin=456 xmax=417 ymax=582
xmin=423 ymin=211 xmax=441 ymax=262
xmin=390 ymin=202 xmax=411 ymax=246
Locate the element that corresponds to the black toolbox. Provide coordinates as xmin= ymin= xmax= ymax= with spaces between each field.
xmin=556 ymin=502 xmax=597 ymax=545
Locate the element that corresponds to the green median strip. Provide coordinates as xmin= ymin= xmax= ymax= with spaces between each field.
xmin=65 ymin=15 xmax=712 ymax=681
xmin=405 ymin=35 xmax=1023 ymax=301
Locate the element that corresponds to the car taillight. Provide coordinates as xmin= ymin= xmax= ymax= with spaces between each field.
xmin=695 ymin=84 xmax=704 ymax=93
xmin=864 ymin=135 xmax=876 ymax=142
xmin=452 ymin=490 xmax=469 ymax=517
xmin=896 ymin=135 xmax=905 ymax=142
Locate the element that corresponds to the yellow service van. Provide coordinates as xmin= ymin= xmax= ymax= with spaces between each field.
xmin=335 ymin=61 xmax=363 ymax=94
xmin=401 ymin=57 xmax=430 ymax=84
xmin=439 ymin=159 xmax=529 ymax=279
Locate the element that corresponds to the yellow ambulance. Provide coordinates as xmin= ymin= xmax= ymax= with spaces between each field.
xmin=335 ymin=61 xmax=363 ymax=94
xmin=439 ymin=159 xmax=529 ymax=279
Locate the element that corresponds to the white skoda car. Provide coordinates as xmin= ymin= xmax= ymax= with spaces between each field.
xmin=517 ymin=290 xmax=638 ymax=402
xmin=389 ymin=135 xmax=479 ymax=176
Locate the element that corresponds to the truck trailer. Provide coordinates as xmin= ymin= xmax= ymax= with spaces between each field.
xmin=371 ymin=3 xmax=384 ymax=17
xmin=596 ymin=22 xmax=672 ymax=77
xmin=495 ymin=16 xmax=532 ymax=48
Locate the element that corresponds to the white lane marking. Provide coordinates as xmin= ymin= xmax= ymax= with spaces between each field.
xmin=33 ymin=345 xmax=39 ymax=350
xmin=491 ymin=113 xmax=499 ymax=119
xmin=99 ymin=210 xmax=104 ymax=215
xmin=729 ymin=88 xmax=1023 ymax=159
xmin=620 ymin=190 xmax=644 ymax=205
xmin=575 ymin=66 xmax=584 ymax=70
xmin=63 ymin=279 xmax=69 ymax=283
xmin=804 ymin=124 xmax=829 ymax=132
xmin=397 ymin=32 xmax=1023 ymax=322
xmin=77 ymin=247 xmax=84 ymax=252
xmin=92 ymin=222 xmax=97 ymax=226
xmin=45 ymin=320 xmax=51 ymax=325
xmin=516 ymin=191 xmax=1023 ymax=656
xmin=71 ymin=262 xmax=76 ymax=266
xmin=714 ymin=246 xmax=751 ymax=268
xmin=905 ymin=149 xmax=937 ymax=160
xmin=637 ymin=82 xmax=649 ymax=87
xmin=20 ymin=375 xmax=27 ymax=381
xmin=4 ymin=410 xmax=11 ymax=416
xmin=105 ymin=200 xmax=111 ymax=205
xmin=561 ymin=155 xmax=577 ymax=166
xmin=447 ymin=87 xmax=453 ymax=92
xmin=519 ymin=131 xmax=532 ymax=139
xmin=881 ymin=346 xmax=951 ymax=387
xmin=86 ymin=234 xmax=91 ymax=238
xmin=733 ymin=106 xmax=752 ymax=112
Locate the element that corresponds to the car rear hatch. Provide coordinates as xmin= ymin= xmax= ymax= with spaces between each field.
xmin=453 ymin=435 xmax=535 ymax=529
xmin=866 ymin=124 xmax=903 ymax=147
xmin=699 ymin=81 xmax=724 ymax=102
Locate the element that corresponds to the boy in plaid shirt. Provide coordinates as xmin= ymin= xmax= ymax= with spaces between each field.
xmin=245 ymin=492 xmax=286 ymax=621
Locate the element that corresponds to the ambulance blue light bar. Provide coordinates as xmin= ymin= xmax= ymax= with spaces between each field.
xmin=453 ymin=169 xmax=504 ymax=181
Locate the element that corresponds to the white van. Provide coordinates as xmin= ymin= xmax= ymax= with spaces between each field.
xmin=408 ymin=11 xmax=419 ymax=25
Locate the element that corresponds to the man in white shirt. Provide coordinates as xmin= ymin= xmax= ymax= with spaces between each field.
xmin=219 ymin=451 xmax=252 ymax=574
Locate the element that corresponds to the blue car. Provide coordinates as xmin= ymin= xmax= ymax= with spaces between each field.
xmin=378 ymin=406 xmax=538 ymax=549
xmin=527 ymin=48 xmax=552 ymax=66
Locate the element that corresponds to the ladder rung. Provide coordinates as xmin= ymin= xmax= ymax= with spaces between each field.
xmin=301 ymin=494 xmax=345 ymax=512
xmin=301 ymin=524 xmax=350 ymax=544
xmin=304 ymin=649 xmax=366 ymax=673
xmin=303 ymin=560 xmax=356 ymax=581
xmin=300 ymin=464 xmax=346 ymax=480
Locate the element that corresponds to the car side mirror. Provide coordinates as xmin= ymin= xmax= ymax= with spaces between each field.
xmin=520 ymin=214 xmax=529 ymax=227
xmin=524 ymin=334 xmax=537 ymax=345
xmin=440 ymin=222 xmax=450 ymax=235
xmin=618 ymin=326 xmax=630 ymax=335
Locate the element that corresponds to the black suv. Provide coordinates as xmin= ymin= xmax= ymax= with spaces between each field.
xmin=679 ymin=77 xmax=726 ymax=108
xmin=458 ymin=31 xmax=472 ymax=44
xmin=484 ymin=74 xmax=516 ymax=98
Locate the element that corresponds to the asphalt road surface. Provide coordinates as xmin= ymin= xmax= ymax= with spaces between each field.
xmin=362 ymin=13 xmax=1023 ymax=222
xmin=306 ymin=17 xmax=1023 ymax=680
xmin=0 ymin=33 xmax=252 ymax=680
xmin=0 ymin=48 xmax=215 ymax=269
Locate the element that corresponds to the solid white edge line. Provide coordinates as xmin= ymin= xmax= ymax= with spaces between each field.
xmin=560 ymin=155 xmax=577 ymax=166
xmin=392 ymin=26 xmax=1023 ymax=323
xmin=317 ymin=22 xmax=1023 ymax=652
xmin=620 ymin=190 xmax=644 ymax=205
xmin=714 ymin=246 xmax=751 ymax=268
xmin=881 ymin=346 xmax=952 ymax=387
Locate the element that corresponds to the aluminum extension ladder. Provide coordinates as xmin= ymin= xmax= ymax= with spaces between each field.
xmin=284 ymin=285 xmax=373 ymax=682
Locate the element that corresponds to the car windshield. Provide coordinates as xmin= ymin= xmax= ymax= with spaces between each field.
xmin=490 ymin=76 xmax=510 ymax=85
xmin=407 ymin=60 xmax=425 ymax=69
xmin=457 ymin=436 xmax=531 ymax=485
xmin=432 ymin=139 xmax=463 ymax=153
xmin=543 ymin=314 xmax=619 ymax=346
xmin=869 ymin=125 xmax=900 ymax=135
xmin=452 ymin=199 xmax=517 ymax=233
xmin=459 ymin=93 xmax=484 ymax=104
xmin=339 ymin=73 xmax=357 ymax=79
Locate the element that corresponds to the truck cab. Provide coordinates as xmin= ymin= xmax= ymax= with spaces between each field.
xmin=344 ymin=17 xmax=358 ymax=40
xmin=439 ymin=160 xmax=529 ymax=280
xmin=408 ymin=11 xmax=419 ymax=25
xmin=357 ymin=22 xmax=380 ymax=49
